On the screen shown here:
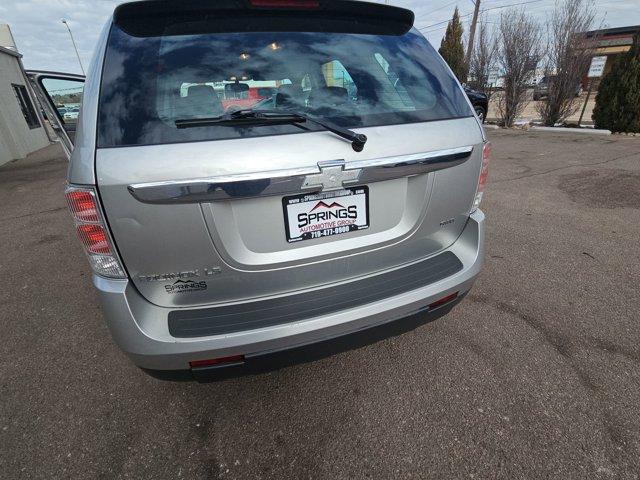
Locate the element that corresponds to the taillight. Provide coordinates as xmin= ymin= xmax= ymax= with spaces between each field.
xmin=471 ymin=142 xmax=491 ymax=213
xmin=65 ymin=186 xmax=125 ymax=278
xmin=66 ymin=190 xmax=99 ymax=222
xmin=76 ymin=224 xmax=111 ymax=255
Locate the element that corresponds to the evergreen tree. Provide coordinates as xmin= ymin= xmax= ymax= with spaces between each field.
xmin=593 ymin=33 xmax=640 ymax=133
xmin=439 ymin=7 xmax=467 ymax=82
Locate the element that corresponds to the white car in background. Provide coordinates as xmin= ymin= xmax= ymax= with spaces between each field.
xmin=63 ymin=107 xmax=80 ymax=121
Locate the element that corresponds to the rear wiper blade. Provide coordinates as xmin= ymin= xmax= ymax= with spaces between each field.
xmin=175 ymin=109 xmax=368 ymax=152
xmin=175 ymin=110 xmax=305 ymax=127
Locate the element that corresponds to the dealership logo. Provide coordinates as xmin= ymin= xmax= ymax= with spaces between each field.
xmin=310 ymin=200 xmax=345 ymax=211
xmin=164 ymin=279 xmax=207 ymax=294
xmin=297 ymin=200 xmax=357 ymax=227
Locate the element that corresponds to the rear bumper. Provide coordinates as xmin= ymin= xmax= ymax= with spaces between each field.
xmin=96 ymin=210 xmax=485 ymax=373
xmin=145 ymin=293 xmax=466 ymax=382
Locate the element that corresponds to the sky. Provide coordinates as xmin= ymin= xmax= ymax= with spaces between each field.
xmin=1 ymin=0 xmax=639 ymax=74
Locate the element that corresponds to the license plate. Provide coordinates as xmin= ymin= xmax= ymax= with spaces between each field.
xmin=283 ymin=187 xmax=369 ymax=243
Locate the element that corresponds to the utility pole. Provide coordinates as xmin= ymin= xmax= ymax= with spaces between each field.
xmin=465 ymin=0 xmax=481 ymax=70
xmin=61 ymin=19 xmax=85 ymax=75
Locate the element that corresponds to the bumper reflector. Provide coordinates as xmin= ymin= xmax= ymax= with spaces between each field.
xmin=428 ymin=292 xmax=459 ymax=309
xmin=189 ymin=355 xmax=245 ymax=368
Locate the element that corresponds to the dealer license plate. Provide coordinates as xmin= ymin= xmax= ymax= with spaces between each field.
xmin=283 ymin=187 xmax=369 ymax=243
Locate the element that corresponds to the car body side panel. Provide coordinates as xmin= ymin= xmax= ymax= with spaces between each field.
xmin=67 ymin=18 xmax=112 ymax=184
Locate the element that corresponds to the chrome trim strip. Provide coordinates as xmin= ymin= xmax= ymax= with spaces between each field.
xmin=347 ymin=146 xmax=472 ymax=169
xmin=128 ymin=145 xmax=474 ymax=204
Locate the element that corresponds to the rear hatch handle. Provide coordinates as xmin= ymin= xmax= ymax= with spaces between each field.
xmin=128 ymin=145 xmax=474 ymax=205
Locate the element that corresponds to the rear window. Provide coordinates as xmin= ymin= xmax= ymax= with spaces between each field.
xmin=98 ymin=24 xmax=472 ymax=148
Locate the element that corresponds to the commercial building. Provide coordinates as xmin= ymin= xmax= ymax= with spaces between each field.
xmin=0 ymin=24 xmax=50 ymax=166
xmin=583 ymin=25 xmax=640 ymax=80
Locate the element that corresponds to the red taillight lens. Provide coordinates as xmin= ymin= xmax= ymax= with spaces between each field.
xmin=66 ymin=185 xmax=125 ymax=278
xmin=190 ymin=355 xmax=245 ymax=368
xmin=471 ymin=142 xmax=491 ymax=212
xmin=479 ymin=142 xmax=491 ymax=191
xmin=76 ymin=224 xmax=111 ymax=255
xmin=250 ymin=0 xmax=319 ymax=8
xmin=66 ymin=190 xmax=99 ymax=222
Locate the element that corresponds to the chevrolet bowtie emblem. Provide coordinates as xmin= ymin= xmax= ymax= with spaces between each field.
xmin=302 ymin=160 xmax=361 ymax=192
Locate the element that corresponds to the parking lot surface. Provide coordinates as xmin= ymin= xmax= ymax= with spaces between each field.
xmin=1 ymin=130 xmax=639 ymax=479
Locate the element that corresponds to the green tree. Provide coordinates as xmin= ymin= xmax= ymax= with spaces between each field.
xmin=593 ymin=33 xmax=640 ymax=133
xmin=439 ymin=7 xmax=467 ymax=82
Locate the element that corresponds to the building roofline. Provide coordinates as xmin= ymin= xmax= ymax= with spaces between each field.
xmin=585 ymin=25 xmax=640 ymax=38
xmin=0 ymin=44 xmax=22 ymax=58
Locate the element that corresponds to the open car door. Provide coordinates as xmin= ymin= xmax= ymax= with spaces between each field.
xmin=26 ymin=71 xmax=85 ymax=159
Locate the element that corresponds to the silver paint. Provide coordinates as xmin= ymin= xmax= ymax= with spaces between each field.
xmin=33 ymin=10 xmax=489 ymax=371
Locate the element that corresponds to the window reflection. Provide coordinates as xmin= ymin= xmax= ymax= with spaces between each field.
xmin=99 ymin=28 xmax=471 ymax=147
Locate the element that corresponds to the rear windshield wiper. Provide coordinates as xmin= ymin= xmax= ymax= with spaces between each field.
xmin=175 ymin=109 xmax=367 ymax=152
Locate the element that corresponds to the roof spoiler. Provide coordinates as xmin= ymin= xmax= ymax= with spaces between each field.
xmin=113 ymin=0 xmax=415 ymax=37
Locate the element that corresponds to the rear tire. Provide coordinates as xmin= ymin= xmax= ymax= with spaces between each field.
xmin=474 ymin=106 xmax=486 ymax=123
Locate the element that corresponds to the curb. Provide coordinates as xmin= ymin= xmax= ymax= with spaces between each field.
xmin=530 ymin=126 xmax=611 ymax=135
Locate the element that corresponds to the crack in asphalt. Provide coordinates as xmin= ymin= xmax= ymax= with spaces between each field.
xmin=0 ymin=206 xmax=66 ymax=222
xmin=469 ymin=294 xmax=599 ymax=389
xmin=467 ymin=292 xmax=636 ymax=469
xmin=494 ymin=151 xmax=640 ymax=184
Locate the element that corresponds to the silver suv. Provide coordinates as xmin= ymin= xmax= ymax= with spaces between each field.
xmin=30 ymin=0 xmax=489 ymax=381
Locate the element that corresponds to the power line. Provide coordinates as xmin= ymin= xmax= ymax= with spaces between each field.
xmin=48 ymin=87 xmax=84 ymax=93
xmin=418 ymin=12 xmax=476 ymax=32
xmin=417 ymin=0 xmax=545 ymax=32
xmin=418 ymin=0 xmax=545 ymax=32
xmin=414 ymin=1 xmax=460 ymax=21
xmin=479 ymin=0 xmax=545 ymax=11
xmin=419 ymin=17 xmax=495 ymax=35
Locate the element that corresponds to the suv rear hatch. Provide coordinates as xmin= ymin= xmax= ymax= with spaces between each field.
xmin=96 ymin=0 xmax=484 ymax=308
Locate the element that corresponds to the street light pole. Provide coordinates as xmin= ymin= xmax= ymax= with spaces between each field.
xmin=61 ymin=19 xmax=85 ymax=76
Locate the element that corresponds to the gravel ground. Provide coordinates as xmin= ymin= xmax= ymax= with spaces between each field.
xmin=1 ymin=130 xmax=639 ymax=479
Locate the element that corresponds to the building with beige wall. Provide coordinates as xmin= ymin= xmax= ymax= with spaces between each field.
xmin=0 ymin=24 xmax=49 ymax=166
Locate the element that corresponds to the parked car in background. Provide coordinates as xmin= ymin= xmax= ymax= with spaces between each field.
xmin=533 ymin=76 xmax=582 ymax=101
xmin=63 ymin=107 xmax=80 ymax=121
xmin=464 ymin=86 xmax=489 ymax=123
xmin=31 ymin=0 xmax=489 ymax=382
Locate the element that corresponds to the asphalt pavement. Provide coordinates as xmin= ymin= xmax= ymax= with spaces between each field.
xmin=1 ymin=130 xmax=639 ymax=479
